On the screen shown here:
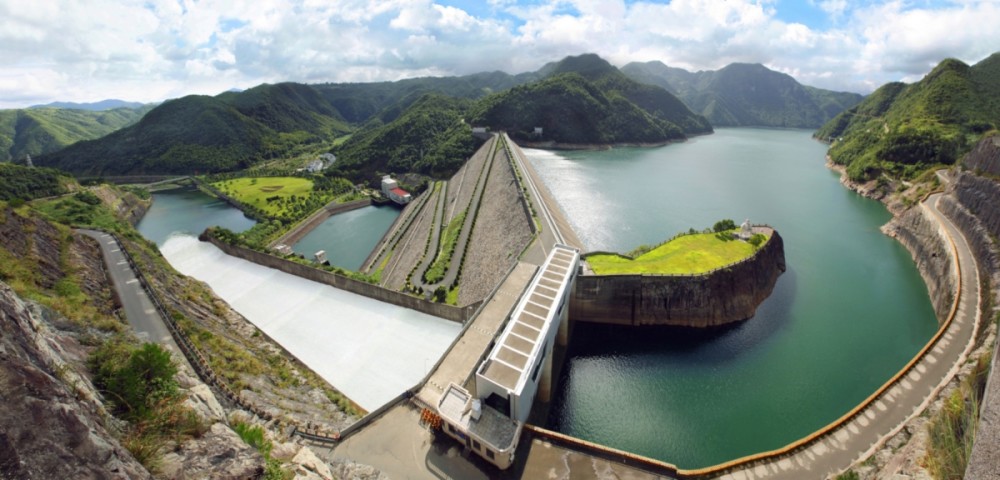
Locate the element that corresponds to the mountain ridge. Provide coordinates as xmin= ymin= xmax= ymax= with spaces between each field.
xmin=621 ymin=60 xmax=863 ymax=128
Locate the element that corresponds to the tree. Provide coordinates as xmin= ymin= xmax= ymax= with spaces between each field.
xmin=749 ymin=233 xmax=767 ymax=248
xmin=713 ymin=219 xmax=737 ymax=233
xmin=90 ymin=341 xmax=179 ymax=421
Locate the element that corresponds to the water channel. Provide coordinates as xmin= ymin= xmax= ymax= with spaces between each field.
xmin=291 ymin=205 xmax=400 ymax=270
xmin=525 ymin=128 xmax=939 ymax=468
xmin=136 ymin=187 xmax=459 ymax=411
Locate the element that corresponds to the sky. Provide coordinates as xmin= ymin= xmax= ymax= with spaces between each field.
xmin=1 ymin=0 xmax=998 ymax=108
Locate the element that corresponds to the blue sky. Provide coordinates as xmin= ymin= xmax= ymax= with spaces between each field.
xmin=0 ymin=0 xmax=997 ymax=108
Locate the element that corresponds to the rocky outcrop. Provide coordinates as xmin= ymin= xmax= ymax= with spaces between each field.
xmin=962 ymin=134 xmax=1000 ymax=177
xmin=881 ymin=205 xmax=955 ymax=321
xmin=0 ymin=281 xmax=151 ymax=479
xmin=158 ymin=423 xmax=264 ymax=480
xmin=570 ymin=230 xmax=786 ymax=327
xmin=92 ymin=184 xmax=150 ymax=226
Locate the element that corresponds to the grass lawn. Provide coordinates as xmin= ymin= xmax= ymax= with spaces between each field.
xmin=587 ymin=232 xmax=761 ymax=275
xmin=212 ymin=177 xmax=314 ymax=217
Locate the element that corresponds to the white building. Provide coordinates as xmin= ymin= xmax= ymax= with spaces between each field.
xmin=380 ymin=175 xmax=412 ymax=205
xmin=438 ymin=244 xmax=579 ymax=469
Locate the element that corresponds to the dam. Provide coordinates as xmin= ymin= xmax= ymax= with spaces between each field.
xmin=139 ymin=129 xmax=947 ymax=478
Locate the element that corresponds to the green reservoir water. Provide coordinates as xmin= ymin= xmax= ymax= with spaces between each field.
xmin=137 ymin=186 xmax=256 ymax=246
xmin=291 ymin=205 xmax=400 ymax=271
xmin=526 ymin=128 xmax=939 ymax=469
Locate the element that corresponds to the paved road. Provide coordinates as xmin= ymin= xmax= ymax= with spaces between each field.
xmin=78 ymin=229 xmax=188 ymax=361
xmin=710 ymin=192 xmax=981 ymax=479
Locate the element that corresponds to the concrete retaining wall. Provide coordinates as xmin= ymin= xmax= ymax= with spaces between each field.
xmin=570 ymin=230 xmax=786 ymax=327
xmin=204 ymin=234 xmax=480 ymax=323
xmin=272 ymin=198 xmax=374 ymax=248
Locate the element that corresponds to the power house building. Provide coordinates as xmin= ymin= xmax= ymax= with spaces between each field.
xmin=437 ymin=244 xmax=579 ymax=469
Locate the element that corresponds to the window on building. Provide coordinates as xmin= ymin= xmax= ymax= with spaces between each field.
xmin=447 ymin=423 xmax=455 ymax=433
xmin=486 ymin=449 xmax=495 ymax=460
xmin=473 ymin=440 xmax=481 ymax=451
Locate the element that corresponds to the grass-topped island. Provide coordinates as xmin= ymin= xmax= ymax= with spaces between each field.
xmin=571 ymin=220 xmax=785 ymax=328
xmin=586 ymin=226 xmax=768 ymax=276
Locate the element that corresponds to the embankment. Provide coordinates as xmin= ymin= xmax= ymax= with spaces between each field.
xmin=570 ymin=229 xmax=786 ymax=327
xmin=270 ymin=198 xmax=374 ymax=248
xmin=203 ymin=233 xmax=480 ymax=323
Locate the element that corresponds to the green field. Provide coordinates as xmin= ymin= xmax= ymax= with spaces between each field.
xmin=586 ymin=232 xmax=760 ymax=275
xmin=212 ymin=177 xmax=315 ymax=217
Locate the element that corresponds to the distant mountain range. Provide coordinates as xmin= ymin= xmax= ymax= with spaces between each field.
xmin=37 ymin=54 xmax=712 ymax=179
xmin=0 ymin=104 xmax=154 ymax=163
xmin=621 ymin=61 xmax=863 ymax=128
xmin=32 ymin=53 xmax=871 ymax=180
xmin=29 ymin=99 xmax=147 ymax=111
xmin=816 ymin=53 xmax=1000 ymax=181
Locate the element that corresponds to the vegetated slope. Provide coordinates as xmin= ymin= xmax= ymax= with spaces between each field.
xmin=331 ymin=94 xmax=482 ymax=183
xmin=314 ymin=70 xmax=538 ymax=124
xmin=816 ymin=53 xmax=1000 ymax=181
xmin=470 ymin=54 xmax=711 ymax=144
xmin=622 ymin=61 xmax=863 ymax=128
xmin=0 ymin=105 xmax=153 ymax=162
xmin=0 ymin=163 xmax=69 ymax=201
xmin=36 ymin=83 xmax=351 ymax=176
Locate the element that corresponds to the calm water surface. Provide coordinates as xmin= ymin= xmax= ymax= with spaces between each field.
xmin=292 ymin=205 xmax=400 ymax=270
xmin=137 ymin=186 xmax=256 ymax=246
xmin=526 ymin=128 xmax=938 ymax=468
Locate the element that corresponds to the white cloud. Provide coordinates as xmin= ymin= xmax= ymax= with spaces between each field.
xmin=0 ymin=0 xmax=998 ymax=108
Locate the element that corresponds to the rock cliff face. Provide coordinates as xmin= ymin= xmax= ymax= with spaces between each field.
xmin=881 ymin=205 xmax=955 ymax=321
xmin=570 ymin=231 xmax=786 ymax=327
xmin=962 ymin=134 xmax=1000 ymax=177
xmin=0 ymin=282 xmax=151 ymax=479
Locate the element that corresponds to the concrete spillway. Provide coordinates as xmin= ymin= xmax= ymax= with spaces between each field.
xmin=160 ymin=234 xmax=462 ymax=411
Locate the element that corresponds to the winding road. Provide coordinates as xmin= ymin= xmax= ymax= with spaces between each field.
xmin=706 ymin=191 xmax=981 ymax=479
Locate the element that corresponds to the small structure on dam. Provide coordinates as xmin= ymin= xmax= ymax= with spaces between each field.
xmin=437 ymin=244 xmax=579 ymax=469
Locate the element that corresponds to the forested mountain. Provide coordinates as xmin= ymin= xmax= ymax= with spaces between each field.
xmin=330 ymin=94 xmax=480 ymax=183
xmin=621 ymin=61 xmax=862 ymax=128
xmin=816 ymin=53 xmax=1000 ymax=181
xmin=0 ymin=105 xmax=153 ymax=162
xmin=37 ymin=83 xmax=352 ymax=176
xmin=30 ymin=99 xmax=146 ymax=111
xmin=470 ymin=54 xmax=712 ymax=144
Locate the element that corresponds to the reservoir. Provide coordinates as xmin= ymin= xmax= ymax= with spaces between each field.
xmin=136 ymin=186 xmax=256 ymax=246
xmin=526 ymin=128 xmax=939 ymax=468
xmin=137 ymin=188 xmax=460 ymax=411
xmin=291 ymin=205 xmax=400 ymax=270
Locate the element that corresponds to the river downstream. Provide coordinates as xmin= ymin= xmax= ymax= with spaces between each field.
xmin=525 ymin=128 xmax=939 ymax=468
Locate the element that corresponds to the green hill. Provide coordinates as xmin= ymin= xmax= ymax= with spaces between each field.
xmin=330 ymin=94 xmax=480 ymax=183
xmin=0 ymin=105 xmax=152 ymax=162
xmin=621 ymin=61 xmax=863 ymax=128
xmin=470 ymin=54 xmax=711 ymax=144
xmin=816 ymin=53 xmax=1000 ymax=181
xmin=37 ymin=84 xmax=352 ymax=176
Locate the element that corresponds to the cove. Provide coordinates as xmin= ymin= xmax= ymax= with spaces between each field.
xmin=526 ymin=128 xmax=939 ymax=468
xmin=291 ymin=205 xmax=400 ymax=271
xmin=137 ymin=186 xmax=256 ymax=247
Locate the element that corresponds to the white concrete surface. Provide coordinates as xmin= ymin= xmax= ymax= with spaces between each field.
xmin=160 ymin=234 xmax=461 ymax=411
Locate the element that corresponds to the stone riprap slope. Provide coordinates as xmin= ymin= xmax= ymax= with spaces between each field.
xmin=382 ymin=185 xmax=440 ymax=291
xmin=458 ymin=147 xmax=534 ymax=306
xmin=445 ymin=136 xmax=494 ymax=224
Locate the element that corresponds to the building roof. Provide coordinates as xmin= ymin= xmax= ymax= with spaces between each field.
xmin=439 ymin=383 xmax=519 ymax=450
xmin=478 ymin=245 xmax=577 ymax=394
xmin=390 ymin=187 xmax=410 ymax=197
